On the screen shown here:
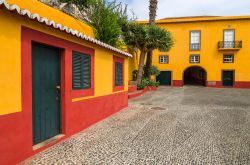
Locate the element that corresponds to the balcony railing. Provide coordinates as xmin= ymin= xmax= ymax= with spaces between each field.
xmin=218 ymin=41 xmax=242 ymax=49
xmin=190 ymin=43 xmax=200 ymax=51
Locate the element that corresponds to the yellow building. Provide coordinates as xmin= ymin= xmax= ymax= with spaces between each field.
xmin=129 ymin=16 xmax=250 ymax=88
xmin=0 ymin=0 xmax=131 ymax=164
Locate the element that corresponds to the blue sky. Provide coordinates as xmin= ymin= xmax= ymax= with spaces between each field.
xmin=118 ymin=0 xmax=250 ymax=20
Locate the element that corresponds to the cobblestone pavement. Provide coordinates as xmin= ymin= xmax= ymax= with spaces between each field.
xmin=21 ymin=86 xmax=250 ymax=165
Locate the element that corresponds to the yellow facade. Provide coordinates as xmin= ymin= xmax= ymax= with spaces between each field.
xmin=130 ymin=16 xmax=250 ymax=85
xmin=0 ymin=4 xmax=128 ymax=115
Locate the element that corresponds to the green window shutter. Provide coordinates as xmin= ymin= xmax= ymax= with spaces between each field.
xmin=82 ymin=55 xmax=91 ymax=89
xmin=115 ymin=62 xmax=123 ymax=86
xmin=72 ymin=52 xmax=91 ymax=89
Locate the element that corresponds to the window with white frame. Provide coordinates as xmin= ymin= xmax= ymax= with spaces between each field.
xmin=190 ymin=31 xmax=201 ymax=50
xmin=223 ymin=54 xmax=234 ymax=63
xmin=224 ymin=30 xmax=235 ymax=48
xmin=159 ymin=55 xmax=168 ymax=64
xmin=190 ymin=55 xmax=200 ymax=63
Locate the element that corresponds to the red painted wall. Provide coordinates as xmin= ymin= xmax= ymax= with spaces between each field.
xmin=0 ymin=27 xmax=128 ymax=165
xmin=173 ymin=80 xmax=183 ymax=87
xmin=174 ymin=80 xmax=250 ymax=88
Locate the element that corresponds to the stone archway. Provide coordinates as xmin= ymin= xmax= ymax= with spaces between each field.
xmin=183 ymin=66 xmax=207 ymax=86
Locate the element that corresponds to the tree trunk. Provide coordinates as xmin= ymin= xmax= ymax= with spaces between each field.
xmin=145 ymin=0 xmax=158 ymax=79
xmin=145 ymin=50 xmax=152 ymax=78
xmin=137 ymin=51 xmax=146 ymax=83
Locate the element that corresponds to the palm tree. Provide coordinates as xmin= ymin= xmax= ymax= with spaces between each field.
xmin=124 ymin=23 xmax=173 ymax=83
xmin=145 ymin=0 xmax=158 ymax=78
xmin=149 ymin=0 xmax=158 ymax=25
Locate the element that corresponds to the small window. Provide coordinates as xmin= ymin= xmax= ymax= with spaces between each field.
xmin=72 ymin=52 xmax=91 ymax=89
xmin=223 ymin=54 xmax=234 ymax=63
xmin=190 ymin=55 xmax=200 ymax=63
xmin=159 ymin=55 xmax=168 ymax=64
xmin=190 ymin=31 xmax=201 ymax=51
xmin=115 ymin=62 xmax=123 ymax=86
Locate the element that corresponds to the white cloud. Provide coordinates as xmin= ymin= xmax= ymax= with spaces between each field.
xmin=124 ymin=0 xmax=250 ymax=20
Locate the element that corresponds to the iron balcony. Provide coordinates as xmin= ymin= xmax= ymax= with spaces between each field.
xmin=218 ymin=41 xmax=242 ymax=50
xmin=190 ymin=43 xmax=200 ymax=51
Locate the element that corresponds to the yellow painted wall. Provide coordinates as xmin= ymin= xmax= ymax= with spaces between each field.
xmin=7 ymin=0 xmax=94 ymax=37
xmin=0 ymin=9 xmax=128 ymax=115
xmin=130 ymin=18 xmax=250 ymax=82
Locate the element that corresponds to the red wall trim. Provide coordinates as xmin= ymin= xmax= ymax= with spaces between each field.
xmin=171 ymin=80 xmax=250 ymax=89
xmin=0 ymin=27 xmax=128 ymax=165
xmin=207 ymin=81 xmax=250 ymax=88
xmin=113 ymin=56 xmax=125 ymax=92
xmin=173 ymin=80 xmax=183 ymax=87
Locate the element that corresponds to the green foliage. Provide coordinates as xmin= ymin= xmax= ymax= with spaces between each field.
xmin=143 ymin=65 xmax=160 ymax=77
xmin=146 ymin=25 xmax=174 ymax=51
xmin=61 ymin=0 xmax=129 ymax=48
xmin=124 ymin=23 xmax=173 ymax=52
xmin=137 ymin=78 xmax=159 ymax=90
xmin=137 ymin=83 xmax=145 ymax=90
xmin=149 ymin=65 xmax=160 ymax=76
xmin=123 ymin=23 xmax=173 ymax=83
xmin=87 ymin=0 xmax=127 ymax=47
xmin=123 ymin=22 xmax=148 ymax=51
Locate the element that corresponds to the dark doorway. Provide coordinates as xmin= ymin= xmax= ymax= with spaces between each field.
xmin=184 ymin=66 xmax=206 ymax=86
xmin=222 ymin=70 xmax=234 ymax=86
xmin=32 ymin=43 xmax=61 ymax=145
xmin=156 ymin=71 xmax=172 ymax=86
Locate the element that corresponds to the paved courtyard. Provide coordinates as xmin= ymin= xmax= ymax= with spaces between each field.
xmin=22 ymin=86 xmax=250 ymax=165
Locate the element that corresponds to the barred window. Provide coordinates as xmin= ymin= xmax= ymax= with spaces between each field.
xmin=190 ymin=31 xmax=201 ymax=50
xmin=115 ymin=62 xmax=123 ymax=86
xmin=159 ymin=55 xmax=169 ymax=64
xmin=223 ymin=54 xmax=234 ymax=63
xmin=190 ymin=55 xmax=200 ymax=63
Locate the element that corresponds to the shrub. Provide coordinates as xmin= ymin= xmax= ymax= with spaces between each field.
xmin=150 ymin=65 xmax=160 ymax=76
xmin=137 ymin=78 xmax=159 ymax=89
xmin=137 ymin=83 xmax=145 ymax=90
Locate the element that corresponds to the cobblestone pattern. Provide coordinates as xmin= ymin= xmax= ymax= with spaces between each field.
xmin=21 ymin=87 xmax=250 ymax=165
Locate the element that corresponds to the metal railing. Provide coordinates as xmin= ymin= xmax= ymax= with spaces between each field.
xmin=190 ymin=43 xmax=200 ymax=51
xmin=218 ymin=41 xmax=242 ymax=49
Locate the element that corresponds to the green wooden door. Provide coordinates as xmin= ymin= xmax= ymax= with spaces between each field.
xmin=222 ymin=71 xmax=234 ymax=86
xmin=32 ymin=43 xmax=61 ymax=145
xmin=156 ymin=71 xmax=172 ymax=86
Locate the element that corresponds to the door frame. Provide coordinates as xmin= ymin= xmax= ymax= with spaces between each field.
xmin=32 ymin=42 xmax=62 ymax=145
xmin=221 ymin=69 xmax=235 ymax=87
xmin=22 ymin=26 xmax=95 ymax=149
xmin=21 ymin=27 xmax=67 ymax=148
xmin=157 ymin=70 xmax=173 ymax=86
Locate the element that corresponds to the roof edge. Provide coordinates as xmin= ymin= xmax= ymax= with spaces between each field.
xmin=138 ymin=15 xmax=250 ymax=24
xmin=0 ymin=0 xmax=132 ymax=57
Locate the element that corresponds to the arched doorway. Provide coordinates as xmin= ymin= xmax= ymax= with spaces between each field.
xmin=183 ymin=66 xmax=207 ymax=86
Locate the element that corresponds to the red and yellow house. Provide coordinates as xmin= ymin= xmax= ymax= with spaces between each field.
xmin=0 ymin=0 xmax=131 ymax=164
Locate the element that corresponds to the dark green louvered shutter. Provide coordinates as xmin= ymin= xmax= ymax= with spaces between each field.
xmin=115 ymin=62 xmax=123 ymax=86
xmin=72 ymin=52 xmax=91 ymax=89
